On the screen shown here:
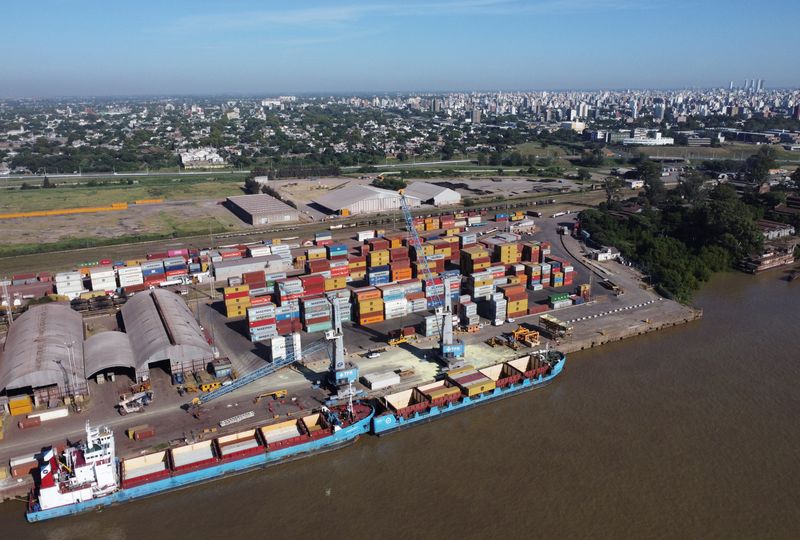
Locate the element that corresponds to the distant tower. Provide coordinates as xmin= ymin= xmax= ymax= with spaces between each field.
xmin=794 ymin=105 xmax=800 ymax=121
xmin=630 ymin=100 xmax=638 ymax=119
xmin=471 ymin=108 xmax=481 ymax=124
xmin=743 ymin=79 xmax=748 ymax=90
xmin=729 ymin=81 xmax=734 ymax=91
xmin=757 ymin=79 xmax=764 ymax=92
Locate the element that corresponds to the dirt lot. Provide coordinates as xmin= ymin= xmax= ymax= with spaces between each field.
xmin=0 ymin=199 xmax=244 ymax=246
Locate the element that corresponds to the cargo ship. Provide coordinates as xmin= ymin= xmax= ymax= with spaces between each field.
xmin=371 ymin=349 xmax=565 ymax=435
xmin=26 ymin=403 xmax=373 ymax=522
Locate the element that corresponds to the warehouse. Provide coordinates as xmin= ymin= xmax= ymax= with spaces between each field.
xmin=83 ymin=331 xmax=137 ymax=382
xmin=314 ymin=185 xmax=421 ymax=216
xmin=121 ymin=289 xmax=213 ymax=378
xmin=403 ymin=182 xmax=461 ymax=206
xmin=225 ymin=194 xmax=300 ymax=225
xmin=0 ymin=304 xmax=88 ymax=403
xmin=212 ymin=254 xmax=292 ymax=282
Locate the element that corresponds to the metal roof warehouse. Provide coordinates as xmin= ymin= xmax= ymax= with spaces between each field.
xmin=225 ymin=194 xmax=301 ymax=225
xmin=313 ymin=185 xmax=421 ymax=216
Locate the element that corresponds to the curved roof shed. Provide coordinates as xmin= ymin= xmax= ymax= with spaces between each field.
xmin=120 ymin=289 xmax=212 ymax=373
xmin=84 ymin=331 xmax=136 ymax=377
xmin=0 ymin=303 xmax=85 ymax=393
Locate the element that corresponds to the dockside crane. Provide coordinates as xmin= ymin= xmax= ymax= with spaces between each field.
xmin=398 ymin=194 xmax=465 ymax=370
xmin=325 ymin=298 xmax=360 ymax=413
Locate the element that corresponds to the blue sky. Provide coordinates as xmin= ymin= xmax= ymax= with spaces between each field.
xmin=2 ymin=0 xmax=798 ymax=97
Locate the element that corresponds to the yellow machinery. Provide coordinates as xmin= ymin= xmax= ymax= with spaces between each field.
xmin=512 ymin=326 xmax=541 ymax=348
xmin=253 ymin=389 xmax=288 ymax=404
xmin=200 ymin=382 xmax=222 ymax=393
xmin=485 ymin=336 xmax=503 ymax=347
xmin=388 ymin=335 xmax=415 ymax=347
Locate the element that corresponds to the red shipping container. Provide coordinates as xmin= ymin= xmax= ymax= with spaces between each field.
xmin=306 ymin=315 xmax=331 ymax=325
xmin=223 ymin=290 xmax=249 ymax=300
xmin=166 ymin=269 xmax=187 ymax=277
xmin=249 ymin=318 xmax=277 ymax=328
xmin=250 ymin=295 xmax=273 ymax=306
xmin=243 ymin=271 xmax=266 ymax=284
xmin=18 ymin=417 xmax=41 ymax=430
xmin=134 ymin=427 xmax=156 ymax=440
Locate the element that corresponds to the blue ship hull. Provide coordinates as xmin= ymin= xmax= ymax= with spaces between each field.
xmin=26 ymin=409 xmax=374 ymax=523
xmin=371 ymin=356 xmax=565 ymax=435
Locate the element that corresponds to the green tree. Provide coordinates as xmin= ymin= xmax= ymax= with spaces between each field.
xmin=740 ymin=146 xmax=777 ymax=184
xmin=791 ymin=166 xmax=800 ymax=189
xmin=602 ymin=176 xmax=623 ymax=208
xmin=678 ymin=172 xmax=706 ymax=205
xmin=577 ymin=169 xmax=592 ymax=182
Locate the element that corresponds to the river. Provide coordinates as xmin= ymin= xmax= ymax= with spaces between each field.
xmin=2 ymin=271 xmax=798 ymax=539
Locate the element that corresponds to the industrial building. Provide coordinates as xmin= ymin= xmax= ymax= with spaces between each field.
xmin=225 ymin=194 xmax=301 ymax=225
xmin=120 ymin=289 xmax=213 ymax=379
xmin=83 ymin=331 xmax=137 ymax=382
xmin=402 ymin=182 xmax=461 ymax=207
xmin=314 ymin=185 xmax=421 ymax=216
xmin=0 ymin=304 xmax=88 ymax=403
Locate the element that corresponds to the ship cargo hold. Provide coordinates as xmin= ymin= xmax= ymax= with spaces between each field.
xmin=371 ymin=350 xmax=565 ymax=435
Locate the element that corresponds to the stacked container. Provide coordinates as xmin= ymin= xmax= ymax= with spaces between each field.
xmin=224 ymin=285 xmax=251 ymax=318
xmin=55 ymin=271 xmax=85 ymax=299
xmin=326 ymin=244 xmax=348 ymax=259
xmin=460 ymin=246 xmax=491 ymax=274
xmin=163 ymin=256 xmax=188 ymax=278
xmin=467 ymin=271 xmax=495 ymax=301
xmin=479 ymin=293 xmax=507 ymax=324
xmin=494 ymin=243 xmax=521 ymax=264
xmin=501 ymin=284 xmax=528 ymax=318
xmin=247 ymin=303 xmax=277 ymax=342
xmin=275 ymin=278 xmax=304 ymax=305
xmin=88 ymin=266 xmax=115 ymax=293
xmin=447 ymin=366 xmax=496 ymax=397
xmin=347 ymin=255 xmax=367 ymax=281
xmin=118 ymin=266 xmax=144 ymax=289
xmin=549 ymin=293 xmax=572 ymax=309
xmin=459 ymin=300 xmax=479 ymax=326
xmin=275 ymin=300 xmax=302 ymax=335
xmin=141 ymin=260 xmax=165 ymax=287
xmin=302 ymin=297 xmax=332 ymax=333
xmin=354 ymin=287 xmax=384 ymax=325
xmin=367 ymin=265 xmax=391 ymax=286
xmin=270 ymin=334 xmax=303 ymax=363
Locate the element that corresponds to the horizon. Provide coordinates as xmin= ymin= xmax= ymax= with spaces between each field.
xmin=2 ymin=0 xmax=799 ymax=98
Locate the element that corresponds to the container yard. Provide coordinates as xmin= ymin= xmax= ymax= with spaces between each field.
xmin=0 ymin=203 xmax=700 ymax=513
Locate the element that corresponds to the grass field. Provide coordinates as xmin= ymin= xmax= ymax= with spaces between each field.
xmin=0 ymin=179 xmax=245 ymax=213
xmin=644 ymin=143 xmax=800 ymax=162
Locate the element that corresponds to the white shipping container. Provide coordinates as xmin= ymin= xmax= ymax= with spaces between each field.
xmin=27 ymin=408 xmax=69 ymax=422
xmin=363 ymin=371 xmax=401 ymax=390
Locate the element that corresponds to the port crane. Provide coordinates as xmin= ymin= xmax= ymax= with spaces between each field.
xmin=190 ymin=336 xmax=328 ymax=408
xmin=398 ymin=194 xmax=464 ymax=370
xmin=189 ymin=298 xmax=357 ymax=412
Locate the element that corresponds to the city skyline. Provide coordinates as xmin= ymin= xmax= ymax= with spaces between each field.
xmin=2 ymin=0 xmax=800 ymax=97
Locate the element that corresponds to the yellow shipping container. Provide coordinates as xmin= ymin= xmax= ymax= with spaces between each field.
xmin=357 ymin=299 xmax=384 ymax=314
xmin=348 ymin=260 xmax=367 ymax=269
xmin=225 ymin=297 xmax=252 ymax=307
xmin=444 ymin=229 xmax=460 ymax=238
xmin=368 ymin=251 xmax=390 ymax=266
xmin=434 ymin=246 xmax=452 ymax=258
xmin=507 ymin=299 xmax=528 ymax=313
xmin=223 ymin=285 xmax=250 ymax=296
xmin=226 ymin=306 xmax=248 ymax=318
xmin=350 ymin=270 xmax=366 ymax=280
xmin=463 ymin=380 xmax=497 ymax=397
xmin=307 ymin=248 xmax=326 ymax=260
xmin=324 ymin=277 xmax=347 ymax=291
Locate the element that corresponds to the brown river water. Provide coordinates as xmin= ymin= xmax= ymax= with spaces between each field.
xmin=2 ymin=271 xmax=798 ymax=539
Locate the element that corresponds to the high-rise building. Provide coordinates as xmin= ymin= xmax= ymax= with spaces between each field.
xmin=729 ymin=81 xmax=734 ymax=91
xmin=471 ymin=108 xmax=481 ymax=124
xmin=630 ymin=100 xmax=638 ymax=119
xmin=432 ymin=98 xmax=442 ymax=113
xmin=653 ymin=101 xmax=665 ymax=122
xmin=756 ymin=79 xmax=764 ymax=92
xmin=794 ymin=105 xmax=800 ymax=121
